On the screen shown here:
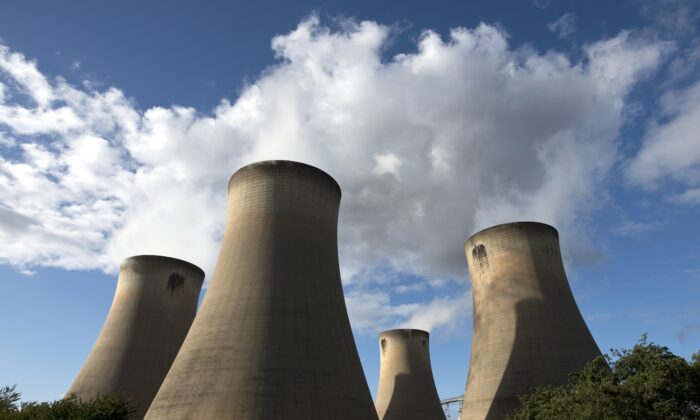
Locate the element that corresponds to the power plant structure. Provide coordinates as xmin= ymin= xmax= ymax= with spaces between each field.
xmin=374 ymin=329 xmax=446 ymax=420
xmin=67 ymin=255 xmax=204 ymax=419
xmin=460 ymin=222 xmax=601 ymax=419
xmin=146 ymin=161 xmax=378 ymax=419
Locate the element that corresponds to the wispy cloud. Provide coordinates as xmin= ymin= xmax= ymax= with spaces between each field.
xmin=613 ymin=220 xmax=660 ymax=236
xmin=638 ymin=0 xmax=700 ymax=37
xmin=395 ymin=282 xmax=427 ymax=294
xmin=672 ymin=187 xmax=700 ymax=205
xmin=586 ymin=312 xmax=614 ymax=323
xmin=531 ymin=0 xmax=551 ymax=10
xmin=626 ymin=77 xmax=700 ymax=200
xmin=548 ymin=13 xmax=576 ymax=38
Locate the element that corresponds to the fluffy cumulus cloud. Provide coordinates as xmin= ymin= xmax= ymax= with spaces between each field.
xmin=0 ymin=17 xmax=669 ymax=332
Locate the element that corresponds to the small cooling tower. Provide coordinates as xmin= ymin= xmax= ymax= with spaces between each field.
xmin=145 ymin=160 xmax=378 ymax=420
xmin=460 ymin=222 xmax=601 ymax=419
xmin=374 ymin=329 xmax=446 ymax=420
xmin=67 ymin=255 xmax=204 ymax=418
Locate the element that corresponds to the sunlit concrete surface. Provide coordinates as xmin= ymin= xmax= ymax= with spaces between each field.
xmin=374 ymin=329 xmax=446 ymax=420
xmin=146 ymin=160 xmax=378 ymax=420
xmin=67 ymin=255 xmax=204 ymax=419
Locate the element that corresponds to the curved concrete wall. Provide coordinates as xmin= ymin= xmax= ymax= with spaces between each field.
xmin=460 ymin=222 xmax=601 ymax=419
xmin=374 ymin=329 xmax=446 ymax=420
xmin=146 ymin=160 xmax=378 ymax=420
xmin=67 ymin=255 xmax=204 ymax=419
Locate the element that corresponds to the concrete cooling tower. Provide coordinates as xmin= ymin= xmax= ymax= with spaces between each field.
xmin=146 ymin=160 xmax=378 ymax=420
xmin=374 ymin=329 xmax=446 ymax=420
xmin=460 ymin=222 xmax=601 ymax=419
xmin=67 ymin=255 xmax=204 ymax=419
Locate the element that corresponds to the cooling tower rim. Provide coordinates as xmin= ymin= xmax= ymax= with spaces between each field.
xmin=121 ymin=255 xmax=205 ymax=278
xmin=464 ymin=221 xmax=558 ymax=247
xmin=227 ymin=160 xmax=341 ymax=197
xmin=379 ymin=328 xmax=430 ymax=338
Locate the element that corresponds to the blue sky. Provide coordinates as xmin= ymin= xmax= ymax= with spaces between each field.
xmin=1 ymin=0 xmax=699 ymax=408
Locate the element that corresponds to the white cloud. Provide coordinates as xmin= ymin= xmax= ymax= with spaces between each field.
xmin=0 ymin=133 xmax=15 ymax=147
xmin=373 ymin=152 xmax=402 ymax=178
xmin=548 ymin=13 xmax=576 ymax=38
xmin=626 ymin=78 xmax=700 ymax=201
xmin=0 ymin=45 xmax=53 ymax=107
xmin=0 ymin=17 xmax=669 ymax=333
xmin=585 ymin=31 xmax=671 ymax=98
xmin=345 ymin=290 xmax=420 ymax=333
xmin=672 ymin=187 xmax=700 ymax=205
xmin=399 ymin=291 xmax=471 ymax=333
xmin=345 ymin=289 xmax=470 ymax=334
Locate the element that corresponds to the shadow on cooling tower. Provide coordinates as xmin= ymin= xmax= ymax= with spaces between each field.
xmin=382 ymin=374 xmax=415 ymax=419
xmin=483 ymin=297 xmax=594 ymax=418
xmin=381 ymin=374 xmax=448 ymax=420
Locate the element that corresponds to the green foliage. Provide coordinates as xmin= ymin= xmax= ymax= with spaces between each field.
xmin=0 ymin=386 xmax=131 ymax=420
xmin=0 ymin=386 xmax=21 ymax=415
xmin=509 ymin=335 xmax=700 ymax=420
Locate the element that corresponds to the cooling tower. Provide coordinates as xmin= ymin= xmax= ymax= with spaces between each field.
xmin=67 ymin=255 xmax=204 ymax=418
xmin=460 ymin=222 xmax=601 ymax=419
xmin=374 ymin=329 xmax=446 ymax=420
xmin=146 ymin=160 xmax=378 ymax=420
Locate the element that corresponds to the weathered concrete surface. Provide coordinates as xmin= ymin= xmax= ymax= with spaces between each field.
xmin=374 ymin=329 xmax=446 ymax=420
xmin=460 ymin=222 xmax=601 ymax=419
xmin=67 ymin=255 xmax=204 ymax=419
xmin=146 ymin=160 xmax=378 ymax=420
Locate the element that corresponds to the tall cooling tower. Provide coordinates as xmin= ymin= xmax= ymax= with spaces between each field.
xmin=460 ymin=222 xmax=601 ymax=419
xmin=146 ymin=160 xmax=378 ymax=420
xmin=374 ymin=329 xmax=446 ymax=420
xmin=67 ymin=255 xmax=204 ymax=418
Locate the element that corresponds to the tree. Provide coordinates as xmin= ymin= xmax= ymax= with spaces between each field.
xmin=0 ymin=386 xmax=21 ymax=415
xmin=0 ymin=386 xmax=131 ymax=420
xmin=509 ymin=335 xmax=700 ymax=420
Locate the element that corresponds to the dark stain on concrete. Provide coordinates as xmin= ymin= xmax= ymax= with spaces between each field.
xmin=167 ymin=272 xmax=186 ymax=295
xmin=473 ymin=244 xmax=488 ymax=261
